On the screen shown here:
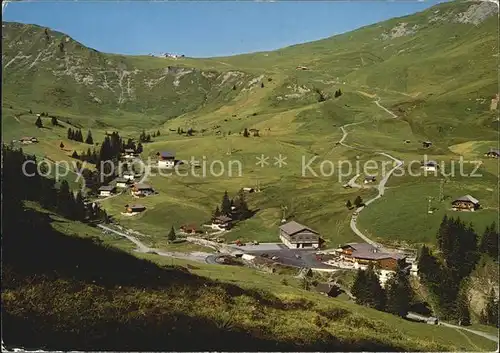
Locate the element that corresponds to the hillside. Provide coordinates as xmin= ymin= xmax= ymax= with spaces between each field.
xmin=1 ymin=1 xmax=499 ymax=349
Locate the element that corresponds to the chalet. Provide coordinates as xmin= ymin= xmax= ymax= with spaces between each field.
xmin=452 ymin=195 xmax=480 ymax=212
xmin=364 ymin=176 xmax=376 ymax=184
xmin=132 ymin=183 xmax=155 ymax=197
xmin=337 ymin=243 xmax=406 ymax=271
xmin=180 ymin=224 xmax=203 ymax=234
xmin=98 ymin=185 xmax=116 ymax=197
xmin=19 ymin=136 xmax=38 ymax=144
xmin=484 ymin=149 xmax=500 ymax=158
xmin=242 ymin=187 xmax=255 ymax=193
xmin=422 ymin=141 xmax=432 ymax=148
xmin=313 ymin=283 xmax=342 ymax=298
xmin=123 ymin=171 xmax=135 ymax=181
xmin=115 ymin=177 xmax=130 ymax=188
xmin=279 ymin=221 xmax=322 ymax=249
xmin=296 ymin=66 xmax=309 ymax=70
xmin=157 ymin=151 xmax=175 ymax=169
xmin=421 ymin=160 xmax=439 ymax=172
xmin=124 ymin=204 xmax=146 ymax=214
xmin=212 ymin=215 xmax=232 ymax=230
xmin=122 ymin=149 xmax=136 ymax=159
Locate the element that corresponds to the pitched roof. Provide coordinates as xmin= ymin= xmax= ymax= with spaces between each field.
xmin=487 ymin=148 xmax=500 ymax=154
xmin=124 ymin=148 xmax=135 ymax=153
xmin=115 ymin=177 xmax=129 ymax=183
xmin=422 ymin=160 xmax=438 ymax=166
xmin=364 ymin=176 xmax=376 ymax=181
xmin=279 ymin=221 xmax=318 ymax=235
xmin=453 ymin=195 xmax=479 ymax=204
xmin=99 ymin=185 xmax=115 ymax=191
xmin=314 ymin=283 xmax=334 ymax=294
xmin=128 ymin=204 xmax=145 ymax=210
xmin=215 ymin=215 xmax=232 ymax=223
xmin=159 ymin=151 xmax=175 ymax=158
xmin=341 ymin=243 xmax=405 ymax=260
xmin=134 ymin=183 xmax=153 ymax=190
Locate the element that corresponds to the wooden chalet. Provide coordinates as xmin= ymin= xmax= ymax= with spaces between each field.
xmin=452 ymin=195 xmax=480 ymax=212
xmin=157 ymin=151 xmax=175 ymax=168
xmin=279 ymin=221 xmax=322 ymax=249
xmin=124 ymin=204 xmax=146 ymax=213
xmin=98 ymin=185 xmax=116 ymax=197
xmin=132 ymin=183 xmax=155 ymax=197
xmin=212 ymin=215 xmax=232 ymax=229
xmin=422 ymin=141 xmax=432 ymax=148
xmin=484 ymin=149 xmax=500 ymax=158
xmin=19 ymin=136 xmax=38 ymax=144
xmin=364 ymin=176 xmax=376 ymax=184
xmin=337 ymin=243 xmax=406 ymax=271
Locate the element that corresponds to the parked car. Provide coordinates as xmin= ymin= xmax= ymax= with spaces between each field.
xmin=271 ymin=256 xmax=279 ymax=260
xmin=261 ymin=253 xmax=269 ymax=258
xmin=252 ymin=241 xmax=259 ymax=245
xmin=295 ymin=254 xmax=301 ymax=259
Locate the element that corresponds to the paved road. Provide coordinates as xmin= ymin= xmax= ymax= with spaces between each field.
xmin=407 ymin=312 xmax=499 ymax=343
xmin=238 ymin=247 xmax=336 ymax=270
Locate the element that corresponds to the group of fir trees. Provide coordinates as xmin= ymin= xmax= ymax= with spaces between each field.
xmin=346 ymin=196 xmax=364 ymax=209
xmin=2 ymin=145 xmax=108 ymax=223
xmin=139 ymin=130 xmax=152 ymax=143
xmin=418 ymin=215 xmax=499 ymax=326
xmin=212 ymin=189 xmax=251 ymax=221
xmin=334 ymin=89 xmax=342 ymax=98
xmin=67 ymin=128 xmax=94 ymax=145
xmin=351 ymin=263 xmax=412 ymax=317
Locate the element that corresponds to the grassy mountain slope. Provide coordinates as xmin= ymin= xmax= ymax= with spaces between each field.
xmin=2 ymin=201 xmax=496 ymax=352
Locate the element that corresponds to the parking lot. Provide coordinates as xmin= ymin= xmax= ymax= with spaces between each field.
xmin=229 ymin=243 xmax=336 ymax=269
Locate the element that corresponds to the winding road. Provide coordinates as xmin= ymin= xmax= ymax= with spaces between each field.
xmin=338 ymin=105 xmax=403 ymax=252
xmin=97 ymin=224 xmax=212 ymax=263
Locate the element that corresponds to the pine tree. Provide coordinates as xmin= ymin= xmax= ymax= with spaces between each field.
xmin=35 ymin=116 xmax=43 ymax=128
xmin=417 ymin=245 xmax=442 ymax=290
xmin=221 ymin=191 xmax=232 ymax=216
xmin=51 ymin=116 xmax=58 ymax=126
xmin=243 ymin=128 xmax=250 ymax=137
xmin=57 ymin=180 xmax=75 ymax=219
xmin=39 ymin=177 xmax=57 ymax=210
xmin=74 ymin=191 xmax=86 ymax=221
xmin=480 ymin=222 xmax=498 ymax=259
xmin=232 ymin=189 xmax=249 ymax=220
xmin=352 ymin=268 xmax=369 ymax=305
xmin=481 ymin=289 xmax=499 ymax=327
xmin=213 ymin=205 xmax=221 ymax=220
xmin=71 ymin=151 xmax=79 ymax=159
xmin=455 ymin=280 xmax=471 ymax=326
xmin=85 ymin=130 xmax=94 ymax=145
xmin=346 ymin=200 xmax=352 ymax=209
xmin=136 ymin=142 xmax=143 ymax=154
xmin=385 ymin=264 xmax=412 ymax=317
xmin=260 ymin=82 xmax=264 ymax=88
xmin=167 ymin=226 xmax=176 ymax=242
xmin=60 ymin=142 xmax=65 ymax=149
xmin=157 ymin=130 xmax=161 ymax=136
xmin=365 ymin=264 xmax=386 ymax=311
xmin=354 ymin=196 xmax=363 ymax=207
xmin=67 ymin=128 xmax=73 ymax=140
xmin=146 ymin=133 xmax=151 ymax=142
xmin=177 ymin=127 xmax=181 ymax=134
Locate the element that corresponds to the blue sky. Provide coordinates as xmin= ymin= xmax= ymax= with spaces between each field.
xmin=3 ymin=0 xmax=448 ymax=58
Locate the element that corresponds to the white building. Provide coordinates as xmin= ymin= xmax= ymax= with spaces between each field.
xmin=98 ymin=185 xmax=116 ymax=197
xmin=422 ymin=160 xmax=439 ymax=172
xmin=157 ymin=151 xmax=176 ymax=169
xmin=123 ymin=172 xmax=135 ymax=181
xmin=279 ymin=221 xmax=321 ymax=249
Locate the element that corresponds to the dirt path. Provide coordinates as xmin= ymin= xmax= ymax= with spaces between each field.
xmin=337 ymin=99 xmax=404 ymax=252
xmin=97 ymin=224 xmax=212 ymax=263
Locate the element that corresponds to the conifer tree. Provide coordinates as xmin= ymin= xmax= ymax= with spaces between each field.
xmin=352 ymin=268 xmax=369 ymax=305
xmin=35 ymin=116 xmax=43 ymax=128
xmin=481 ymin=289 xmax=499 ymax=327
xmin=385 ymin=264 xmax=412 ymax=317
xmin=74 ymin=191 xmax=86 ymax=221
xmin=51 ymin=116 xmax=58 ymax=126
xmin=136 ymin=142 xmax=143 ymax=154
xmin=57 ymin=180 xmax=75 ymax=219
xmin=71 ymin=151 xmax=79 ymax=159
xmin=167 ymin=226 xmax=176 ymax=242
xmin=480 ymin=222 xmax=498 ymax=259
xmin=221 ymin=191 xmax=232 ymax=216
xmin=346 ymin=200 xmax=352 ymax=209
xmin=243 ymin=128 xmax=250 ymax=137
xmin=455 ymin=280 xmax=471 ymax=326
xmin=85 ymin=130 xmax=94 ymax=145
xmin=354 ymin=196 xmax=363 ymax=207
xmin=67 ymin=128 xmax=73 ymax=140
xmin=213 ymin=205 xmax=221 ymax=220
xmin=157 ymin=130 xmax=161 ymax=136
xmin=60 ymin=142 xmax=65 ymax=149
